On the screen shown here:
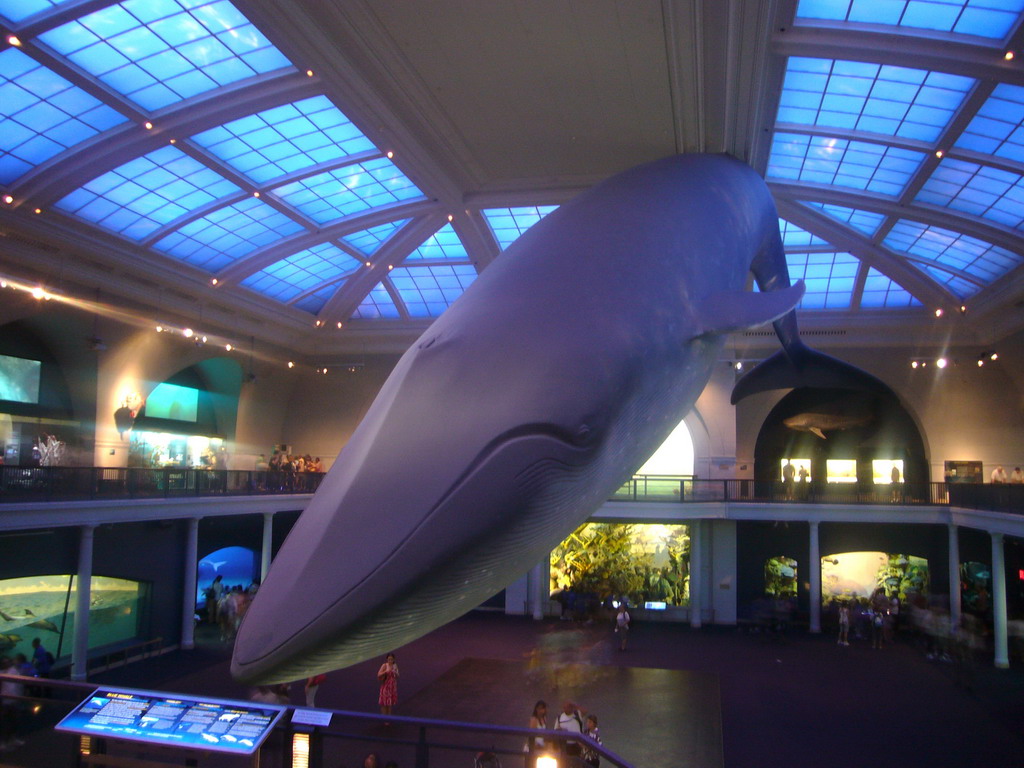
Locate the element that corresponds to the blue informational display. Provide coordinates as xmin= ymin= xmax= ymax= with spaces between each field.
xmin=56 ymin=687 xmax=287 ymax=755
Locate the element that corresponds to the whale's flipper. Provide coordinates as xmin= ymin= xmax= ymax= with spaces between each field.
xmin=695 ymin=281 xmax=805 ymax=338
xmin=730 ymin=341 xmax=890 ymax=404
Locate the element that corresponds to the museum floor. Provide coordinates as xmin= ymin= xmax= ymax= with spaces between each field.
xmin=18 ymin=612 xmax=1024 ymax=767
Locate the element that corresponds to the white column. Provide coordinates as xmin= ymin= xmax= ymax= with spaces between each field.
xmin=808 ymin=521 xmax=821 ymax=634
xmin=992 ymin=532 xmax=1009 ymax=669
xmin=690 ymin=520 xmax=702 ymax=628
xmin=71 ymin=525 xmax=95 ymax=681
xmin=530 ymin=559 xmax=547 ymax=620
xmin=181 ymin=518 xmax=200 ymax=650
xmin=260 ymin=512 xmax=274 ymax=583
xmin=948 ymin=523 xmax=961 ymax=630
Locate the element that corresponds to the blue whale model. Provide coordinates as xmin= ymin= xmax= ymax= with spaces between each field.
xmin=231 ymin=153 xmax=875 ymax=683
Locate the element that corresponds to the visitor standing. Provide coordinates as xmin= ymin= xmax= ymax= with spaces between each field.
xmin=377 ymin=653 xmax=399 ymax=717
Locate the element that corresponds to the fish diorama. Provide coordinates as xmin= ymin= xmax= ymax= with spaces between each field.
xmin=232 ymin=153 xmax=883 ymax=683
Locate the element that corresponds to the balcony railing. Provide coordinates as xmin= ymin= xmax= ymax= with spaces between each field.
xmin=2 ymin=467 xmax=1022 ymax=515
xmin=612 ymin=476 xmax=1024 ymax=513
xmin=0 ymin=465 xmax=324 ymax=503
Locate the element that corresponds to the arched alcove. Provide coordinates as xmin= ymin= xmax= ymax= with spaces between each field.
xmin=754 ymin=387 xmax=927 ymax=488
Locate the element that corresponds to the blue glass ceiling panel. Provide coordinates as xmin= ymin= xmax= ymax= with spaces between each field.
xmin=0 ymin=0 xmax=77 ymax=24
xmin=404 ymin=223 xmax=469 ymax=261
xmin=241 ymin=242 xmax=361 ymax=302
xmin=482 ymin=205 xmax=559 ymax=250
xmin=786 ymin=251 xmax=860 ymax=308
xmin=54 ymin=145 xmax=239 ymax=240
xmin=796 ymin=0 xmax=1024 ymax=39
xmin=916 ymin=157 xmax=1024 ymax=229
xmin=341 ymin=219 xmax=408 ymax=257
xmin=778 ymin=58 xmax=974 ymax=142
xmin=271 ymin=157 xmax=423 ymax=225
xmin=884 ymin=218 xmax=1022 ymax=282
xmin=922 ymin=264 xmax=982 ymax=298
xmin=860 ymin=267 xmax=920 ymax=308
xmin=779 ymin=218 xmax=828 ymax=247
xmin=38 ymin=1 xmax=292 ymax=112
xmin=768 ymin=132 xmax=925 ymax=196
xmin=390 ymin=264 xmax=478 ymax=318
xmin=153 ymin=196 xmax=303 ymax=272
xmin=292 ymin=283 xmax=337 ymax=315
xmin=0 ymin=48 xmax=128 ymax=184
xmin=955 ymin=83 xmax=1024 ymax=164
xmin=189 ymin=96 xmax=376 ymax=184
xmin=352 ymin=282 xmax=400 ymax=319
xmin=801 ymin=201 xmax=887 ymax=237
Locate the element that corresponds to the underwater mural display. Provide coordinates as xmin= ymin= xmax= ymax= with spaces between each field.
xmin=550 ymin=523 xmax=690 ymax=610
xmin=821 ymin=552 xmax=929 ymax=606
xmin=196 ymin=547 xmax=258 ymax=609
xmin=0 ymin=575 xmax=146 ymax=664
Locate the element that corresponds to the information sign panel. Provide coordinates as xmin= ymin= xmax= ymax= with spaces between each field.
xmin=56 ymin=687 xmax=287 ymax=755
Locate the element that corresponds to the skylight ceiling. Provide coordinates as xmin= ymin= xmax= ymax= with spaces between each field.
xmin=1 ymin=0 xmax=1024 ymax=356
xmin=767 ymin=0 xmax=1024 ymax=315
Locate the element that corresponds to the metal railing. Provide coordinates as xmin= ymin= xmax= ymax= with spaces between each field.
xmin=3 ymin=467 xmax=1023 ymax=515
xmin=0 ymin=465 xmax=324 ymax=502
xmin=612 ymin=476 xmax=1024 ymax=513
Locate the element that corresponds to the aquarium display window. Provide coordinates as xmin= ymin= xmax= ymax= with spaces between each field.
xmin=821 ymin=552 xmax=929 ymax=606
xmin=0 ymin=575 xmax=147 ymax=663
xmin=551 ymin=523 xmax=690 ymax=610
xmin=765 ymin=556 xmax=798 ymax=597
xmin=873 ymin=459 xmax=904 ymax=484
xmin=826 ymin=459 xmax=857 ymax=483
xmin=780 ymin=458 xmax=812 ymax=482
xmin=129 ymin=431 xmax=223 ymax=468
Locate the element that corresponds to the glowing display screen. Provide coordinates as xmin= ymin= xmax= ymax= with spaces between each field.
xmin=0 ymin=354 xmax=41 ymax=404
xmin=144 ymin=383 xmax=199 ymax=422
xmin=56 ymin=687 xmax=286 ymax=755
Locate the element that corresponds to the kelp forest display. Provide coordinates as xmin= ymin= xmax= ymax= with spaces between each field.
xmin=550 ymin=523 xmax=690 ymax=609
xmin=821 ymin=551 xmax=929 ymax=606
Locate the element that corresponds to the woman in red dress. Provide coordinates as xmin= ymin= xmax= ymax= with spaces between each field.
xmin=377 ymin=653 xmax=399 ymax=716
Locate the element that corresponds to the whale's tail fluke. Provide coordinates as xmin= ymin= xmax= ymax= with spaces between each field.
xmin=730 ymin=340 xmax=890 ymax=404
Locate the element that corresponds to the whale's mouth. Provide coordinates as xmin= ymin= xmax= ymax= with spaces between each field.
xmin=231 ymin=423 xmax=602 ymax=683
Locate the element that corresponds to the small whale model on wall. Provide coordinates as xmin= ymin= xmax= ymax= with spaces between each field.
xmin=232 ymin=153 xmax=884 ymax=683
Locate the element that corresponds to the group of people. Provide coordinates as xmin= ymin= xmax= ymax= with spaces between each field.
xmin=255 ymin=451 xmax=324 ymax=491
xmin=781 ymin=460 xmax=810 ymax=500
xmin=0 ymin=638 xmax=53 ymax=752
xmin=989 ymin=465 xmax=1024 ymax=483
xmin=835 ymin=589 xmax=900 ymax=649
xmin=204 ymin=575 xmax=259 ymax=642
xmin=526 ymin=699 xmax=603 ymax=767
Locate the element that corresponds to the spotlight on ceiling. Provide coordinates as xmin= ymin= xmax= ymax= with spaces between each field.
xmin=936 ymin=357 xmax=948 ymax=369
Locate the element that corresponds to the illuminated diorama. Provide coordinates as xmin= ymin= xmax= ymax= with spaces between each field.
xmin=826 ymin=459 xmax=857 ymax=483
xmin=550 ymin=523 xmax=690 ymax=609
xmin=960 ymin=561 xmax=992 ymax=617
xmin=0 ymin=575 xmax=147 ymax=663
xmin=821 ymin=552 xmax=929 ymax=606
xmin=764 ymin=556 xmax=798 ymax=597
xmin=128 ymin=432 xmax=224 ymax=469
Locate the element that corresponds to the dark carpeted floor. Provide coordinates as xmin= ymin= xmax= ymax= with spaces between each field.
xmin=12 ymin=612 xmax=1024 ymax=767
